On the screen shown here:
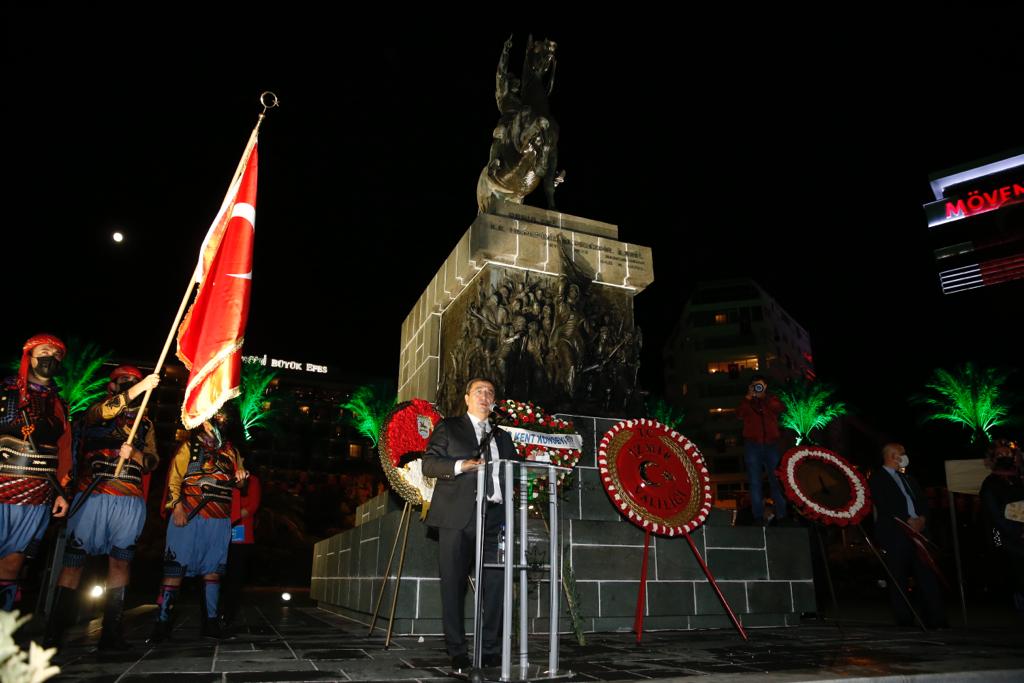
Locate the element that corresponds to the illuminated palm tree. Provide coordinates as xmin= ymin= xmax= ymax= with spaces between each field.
xmin=918 ymin=363 xmax=1011 ymax=443
xmin=777 ymin=379 xmax=846 ymax=446
xmin=340 ymin=384 xmax=395 ymax=447
xmin=238 ymin=359 xmax=279 ymax=440
xmin=645 ymin=397 xmax=685 ymax=431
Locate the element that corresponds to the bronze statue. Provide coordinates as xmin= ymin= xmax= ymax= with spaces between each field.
xmin=436 ymin=264 xmax=642 ymax=417
xmin=477 ymin=35 xmax=564 ymax=213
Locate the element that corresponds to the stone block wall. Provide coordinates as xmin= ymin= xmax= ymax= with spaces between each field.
xmin=312 ymin=415 xmax=815 ymax=634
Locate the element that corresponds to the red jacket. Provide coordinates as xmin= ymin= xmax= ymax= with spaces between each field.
xmin=737 ymin=394 xmax=785 ymax=444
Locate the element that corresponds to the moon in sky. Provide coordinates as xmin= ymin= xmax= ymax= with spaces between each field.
xmin=112 ymin=232 xmax=124 ymax=243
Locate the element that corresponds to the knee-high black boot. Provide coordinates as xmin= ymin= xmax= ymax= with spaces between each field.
xmin=97 ymin=585 xmax=132 ymax=651
xmin=42 ymin=585 xmax=78 ymax=649
xmin=145 ymin=583 xmax=179 ymax=645
xmin=199 ymin=577 xmax=228 ymax=639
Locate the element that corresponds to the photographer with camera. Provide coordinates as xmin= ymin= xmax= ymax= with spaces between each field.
xmin=737 ymin=374 xmax=788 ymax=525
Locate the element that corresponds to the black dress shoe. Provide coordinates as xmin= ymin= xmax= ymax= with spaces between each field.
xmin=450 ymin=653 xmax=471 ymax=671
xmin=481 ymin=653 xmax=502 ymax=667
xmin=145 ymin=621 xmax=173 ymax=645
xmin=97 ymin=629 xmax=133 ymax=651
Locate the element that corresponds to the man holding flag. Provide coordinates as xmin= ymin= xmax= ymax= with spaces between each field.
xmin=133 ymin=103 xmax=262 ymax=642
xmin=43 ymin=366 xmax=160 ymax=650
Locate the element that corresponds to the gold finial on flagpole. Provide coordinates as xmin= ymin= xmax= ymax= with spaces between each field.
xmin=260 ymin=91 xmax=279 ymax=112
xmin=255 ymin=91 xmax=279 ymax=133
xmin=259 ymin=91 xmax=279 ymax=118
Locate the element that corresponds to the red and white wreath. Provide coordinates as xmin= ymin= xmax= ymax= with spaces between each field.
xmin=494 ymin=399 xmax=582 ymax=493
xmin=777 ymin=446 xmax=872 ymax=526
xmin=598 ymin=419 xmax=713 ymax=537
xmin=378 ymin=399 xmax=443 ymax=505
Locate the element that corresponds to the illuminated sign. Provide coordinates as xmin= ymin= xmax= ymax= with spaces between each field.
xmin=242 ymin=354 xmax=329 ymax=374
xmin=929 ymin=153 xmax=1024 ymax=200
xmin=925 ymin=180 xmax=1024 ymax=227
xmin=925 ymin=152 xmax=1024 ymax=294
xmin=938 ymin=253 xmax=1024 ymax=295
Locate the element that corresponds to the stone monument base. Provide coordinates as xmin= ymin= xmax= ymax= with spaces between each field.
xmin=311 ymin=414 xmax=816 ymax=634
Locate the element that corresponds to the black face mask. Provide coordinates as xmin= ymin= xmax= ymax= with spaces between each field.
xmin=33 ymin=356 xmax=61 ymax=379
xmin=116 ymin=379 xmax=143 ymax=404
xmin=993 ymin=457 xmax=1017 ymax=472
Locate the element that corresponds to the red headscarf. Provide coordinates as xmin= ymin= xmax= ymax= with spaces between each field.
xmin=110 ymin=365 xmax=143 ymax=382
xmin=108 ymin=365 xmax=144 ymax=394
xmin=18 ymin=333 xmax=66 ymax=408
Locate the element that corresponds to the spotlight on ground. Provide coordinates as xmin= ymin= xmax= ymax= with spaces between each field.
xmin=281 ymin=592 xmax=292 ymax=602
xmin=90 ymin=585 xmax=104 ymax=598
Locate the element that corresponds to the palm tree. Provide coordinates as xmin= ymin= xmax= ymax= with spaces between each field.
xmin=644 ymin=397 xmax=685 ymax=431
xmin=237 ymin=359 xmax=279 ymax=440
xmin=777 ymin=379 xmax=847 ymax=446
xmin=340 ymin=384 xmax=395 ymax=447
xmin=56 ymin=339 xmax=112 ymax=419
xmin=917 ymin=363 xmax=1011 ymax=443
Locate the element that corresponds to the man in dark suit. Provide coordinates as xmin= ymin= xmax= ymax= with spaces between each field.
xmin=422 ymin=378 xmax=516 ymax=671
xmin=868 ymin=442 xmax=946 ymax=628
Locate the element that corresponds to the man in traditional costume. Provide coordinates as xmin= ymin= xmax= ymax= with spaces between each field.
xmin=148 ymin=419 xmax=246 ymax=643
xmin=0 ymin=334 xmax=71 ymax=611
xmin=43 ymin=365 xmax=160 ymax=649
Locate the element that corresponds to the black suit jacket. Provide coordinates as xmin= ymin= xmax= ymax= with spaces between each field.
xmin=421 ymin=414 xmax=517 ymax=530
xmin=868 ymin=468 xmax=929 ymax=545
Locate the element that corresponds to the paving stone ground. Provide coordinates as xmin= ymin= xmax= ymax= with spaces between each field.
xmin=22 ymin=595 xmax=1024 ymax=683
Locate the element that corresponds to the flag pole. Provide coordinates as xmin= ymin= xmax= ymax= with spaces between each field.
xmin=114 ymin=268 xmax=200 ymax=476
xmin=114 ymin=92 xmax=278 ymax=477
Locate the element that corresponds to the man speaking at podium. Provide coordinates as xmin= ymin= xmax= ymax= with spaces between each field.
xmin=422 ymin=378 xmax=516 ymax=671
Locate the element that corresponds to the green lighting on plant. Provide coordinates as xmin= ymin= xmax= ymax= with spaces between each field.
xmin=239 ymin=359 xmax=279 ymax=441
xmin=777 ymin=379 xmax=846 ymax=446
xmin=645 ymin=397 xmax=685 ymax=431
xmin=340 ymin=384 xmax=395 ymax=447
xmin=917 ymin=363 xmax=1011 ymax=443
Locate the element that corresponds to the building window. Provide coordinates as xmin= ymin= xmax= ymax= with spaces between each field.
xmin=714 ymin=313 xmax=728 ymax=324
xmin=707 ymin=407 xmax=737 ymax=421
xmin=707 ymin=358 xmax=758 ymax=374
xmin=348 ymin=443 xmax=363 ymax=459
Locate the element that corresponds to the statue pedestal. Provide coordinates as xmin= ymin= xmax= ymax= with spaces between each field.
xmin=398 ymin=200 xmax=654 ymax=416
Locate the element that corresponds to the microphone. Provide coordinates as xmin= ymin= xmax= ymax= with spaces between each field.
xmin=487 ymin=403 xmax=504 ymax=425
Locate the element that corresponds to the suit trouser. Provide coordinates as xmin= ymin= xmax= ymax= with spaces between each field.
xmin=881 ymin=535 xmax=946 ymax=627
xmin=438 ymin=502 xmax=503 ymax=657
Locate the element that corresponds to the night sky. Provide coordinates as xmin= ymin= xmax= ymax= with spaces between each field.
xmin=5 ymin=12 xmax=1023 ymax=455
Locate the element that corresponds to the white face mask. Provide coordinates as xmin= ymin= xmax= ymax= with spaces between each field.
xmin=898 ymin=454 xmax=910 ymax=469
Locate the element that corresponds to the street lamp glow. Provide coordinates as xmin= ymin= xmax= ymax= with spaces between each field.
xmin=281 ymin=592 xmax=292 ymax=602
xmin=90 ymin=585 xmax=104 ymax=598
xmin=112 ymin=232 xmax=124 ymax=243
